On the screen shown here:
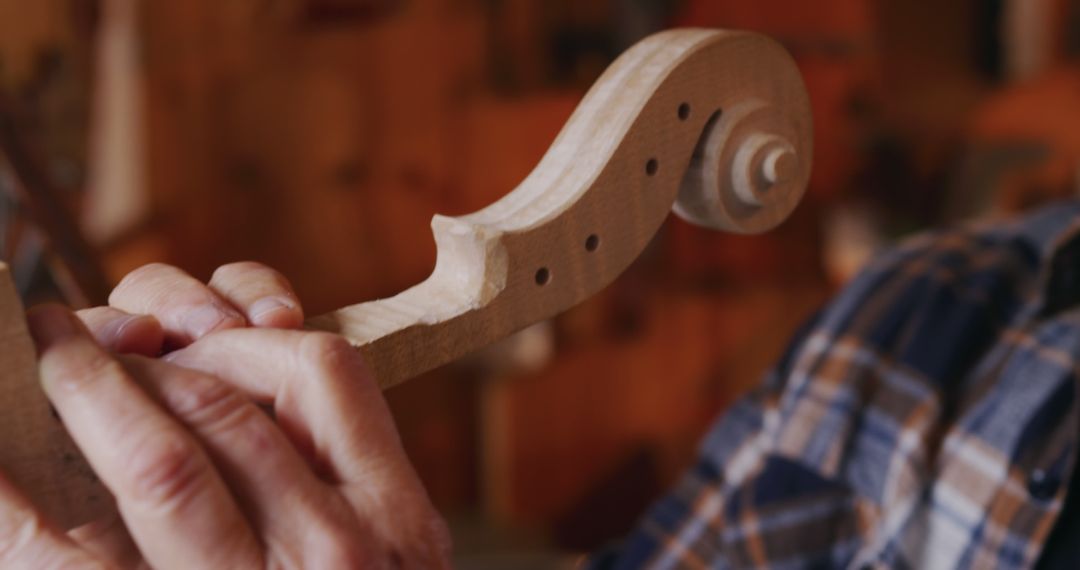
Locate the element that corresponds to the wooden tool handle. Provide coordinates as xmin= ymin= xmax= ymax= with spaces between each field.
xmin=307 ymin=29 xmax=811 ymax=388
xmin=0 ymin=28 xmax=810 ymax=530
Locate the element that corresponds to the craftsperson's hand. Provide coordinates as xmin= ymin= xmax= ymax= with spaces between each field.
xmin=0 ymin=262 xmax=451 ymax=569
xmin=76 ymin=261 xmax=306 ymax=354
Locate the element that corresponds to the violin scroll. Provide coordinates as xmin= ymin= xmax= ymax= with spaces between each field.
xmin=675 ymin=96 xmax=811 ymax=233
xmin=309 ymin=29 xmax=813 ymax=388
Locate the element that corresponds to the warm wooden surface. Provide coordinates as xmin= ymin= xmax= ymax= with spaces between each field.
xmin=0 ymin=263 xmax=108 ymax=529
xmin=309 ymin=28 xmax=812 ymax=388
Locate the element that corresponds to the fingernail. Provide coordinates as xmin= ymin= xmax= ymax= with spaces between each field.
xmin=109 ymin=314 xmax=144 ymax=342
xmin=249 ymin=296 xmax=297 ymax=323
xmin=26 ymin=305 xmax=78 ymax=349
xmin=184 ymin=304 xmax=241 ymax=338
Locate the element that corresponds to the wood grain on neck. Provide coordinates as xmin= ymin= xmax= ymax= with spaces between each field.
xmin=0 ymin=263 xmax=110 ymax=529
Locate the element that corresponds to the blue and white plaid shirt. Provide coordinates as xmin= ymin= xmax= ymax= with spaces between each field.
xmin=594 ymin=201 xmax=1080 ymax=569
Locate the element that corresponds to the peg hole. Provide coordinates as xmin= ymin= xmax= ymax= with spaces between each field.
xmin=646 ymin=159 xmax=659 ymax=176
xmin=535 ymin=267 xmax=551 ymax=286
xmin=678 ymin=103 xmax=691 ymax=121
xmin=585 ymin=234 xmax=601 ymax=252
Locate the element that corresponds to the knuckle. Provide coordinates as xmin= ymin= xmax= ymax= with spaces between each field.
xmin=169 ymin=378 xmax=279 ymax=453
xmin=41 ymin=348 xmax=125 ymax=392
xmin=124 ymin=431 xmax=206 ymax=508
xmin=111 ymin=263 xmax=172 ymax=299
xmin=212 ymin=261 xmax=289 ymax=289
xmin=240 ymin=417 xmax=280 ymax=456
xmin=211 ymin=261 xmax=261 ymax=280
xmin=297 ymin=333 xmax=364 ymax=379
xmin=170 ymin=377 xmax=247 ymax=428
xmin=80 ymin=350 xmax=126 ymax=382
xmin=295 ymin=333 xmax=379 ymax=398
xmin=110 ymin=263 xmax=207 ymax=315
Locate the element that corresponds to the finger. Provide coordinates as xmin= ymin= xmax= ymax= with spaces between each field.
xmin=27 ymin=305 xmax=262 ymax=570
xmin=166 ymin=329 xmax=453 ymax=567
xmin=68 ymin=511 xmax=143 ymax=569
xmin=207 ymin=262 xmax=303 ymax=329
xmin=165 ymin=329 xmax=405 ymax=484
xmin=76 ymin=307 xmax=164 ymax=357
xmin=0 ymin=471 xmax=102 ymax=569
xmin=109 ymin=263 xmax=245 ymax=347
xmin=122 ymin=356 xmax=379 ymax=567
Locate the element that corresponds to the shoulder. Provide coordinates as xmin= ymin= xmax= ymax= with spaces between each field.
xmin=736 ymin=205 xmax=1075 ymax=496
xmin=754 ymin=203 xmax=1080 ymax=443
xmin=813 ymin=207 xmax=1063 ymax=369
xmin=720 ymin=203 xmax=1073 ymax=440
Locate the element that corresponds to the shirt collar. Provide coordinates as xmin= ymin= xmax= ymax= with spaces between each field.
xmin=1011 ymin=200 xmax=1080 ymax=317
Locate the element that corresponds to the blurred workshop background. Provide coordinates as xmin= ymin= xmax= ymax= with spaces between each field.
xmin=2 ymin=0 xmax=1079 ymax=567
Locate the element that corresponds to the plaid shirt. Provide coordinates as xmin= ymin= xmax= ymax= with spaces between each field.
xmin=593 ymin=202 xmax=1080 ymax=569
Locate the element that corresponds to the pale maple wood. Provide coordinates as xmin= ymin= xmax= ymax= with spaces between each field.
xmin=308 ymin=28 xmax=812 ymax=388
xmin=0 ymin=28 xmax=810 ymax=529
xmin=0 ymin=263 xmax=109 ymax=529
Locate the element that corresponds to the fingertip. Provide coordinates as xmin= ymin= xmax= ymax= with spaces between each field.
xmin=207 ymin=262 xmax=304 ymax=330
xmin=109 ymin=262 xmax=248 ymax=347
xmin=112 ymin=315 xmax=166 ymax=357
xmin=248 ymin=296 xmax=304 ymax=329
xmin=77 ymin=306 xmax=166 ymax=356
